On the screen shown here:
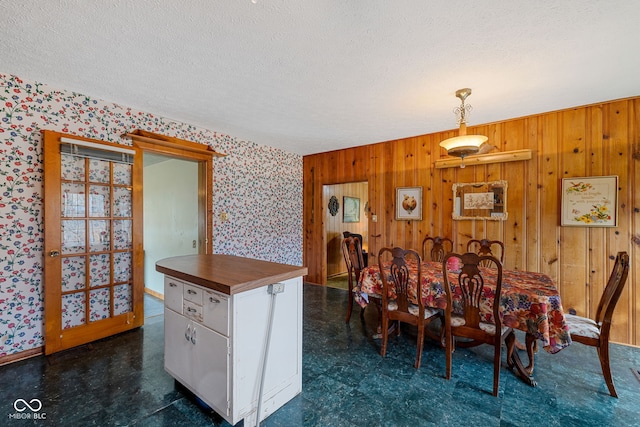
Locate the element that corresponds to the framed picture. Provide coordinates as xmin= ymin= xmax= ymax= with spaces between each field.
xmin=343 ymin=196 xmax=360 ymax=223
xmin=396 ymin=186 xmax=422 ymax=220
xmin=561 ymin=176 xmax=618 ymax=227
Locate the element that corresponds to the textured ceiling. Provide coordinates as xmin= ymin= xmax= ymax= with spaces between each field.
xmin=2 ymin=1 xmax=640 ymax=155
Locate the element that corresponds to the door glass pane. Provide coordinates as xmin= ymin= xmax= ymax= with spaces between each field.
xmin=62 ymin=220 xmax=86 ymax=254
xmin=89 ymin=159 xmax=110 ymax=183
xmin=114 ymin=252 xmax=132 ymax=283
xmin=114 ymin=284 xmax=132 ymax=315
xmin=62 ymin=183 xmax=86 ymax=217
xmin=113 ymin=187 xmax=132 ymax=217
xmin=89 ymin=185 xmax=110 ymax=217
xmin=89 ymin=254 xmax=111 ymax=288
xmin=113 ymin=163 xmax=132 ymax=185
xmin=61 ymin=153 xmax=85 ymax=181
xmin=61 ymin=256 xmax=86 ymax=292
xmin=89 ymin=220 xmax=110 ymax=252
xmin=62 ymin=291 xmax=86 ymax=329
xmin=113 ymin=220 xmax=132 ymax=250
xmin=89 ymin=288 xmax=110 ymax=322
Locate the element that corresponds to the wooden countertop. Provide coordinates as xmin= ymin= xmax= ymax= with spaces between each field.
xmin=156 ymin=254 xmax=308 ymax=295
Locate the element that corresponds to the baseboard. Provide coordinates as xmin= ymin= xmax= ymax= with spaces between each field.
xmin=0 ymin=347 xmax=43 ymax=366
xmin=144 ymin=287 xmax=164 ymax=300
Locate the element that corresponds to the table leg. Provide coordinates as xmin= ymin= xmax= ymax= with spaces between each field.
xmin=373 ymin=320 xmax=397 ymax=339
xmin=506 ymin=331 xmax=537 ymax=387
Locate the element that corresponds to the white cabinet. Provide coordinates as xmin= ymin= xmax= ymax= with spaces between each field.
xmin=164 ymin=308 xmax=230 ymax=414
xmin=163 ymin=275 xmax=302 ymax=426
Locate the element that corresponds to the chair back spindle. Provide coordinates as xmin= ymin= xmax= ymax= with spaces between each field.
xmin=466 ymin=239 xmax=505 ymax=265
xmin=422 ymin=236 xmax=453 ymax=262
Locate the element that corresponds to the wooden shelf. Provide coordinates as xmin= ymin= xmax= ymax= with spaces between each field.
xmin=434 ymin=149 xmax=532 ymax=169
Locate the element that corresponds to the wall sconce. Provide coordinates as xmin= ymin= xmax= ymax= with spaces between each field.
xmin=439 ymin=88 xmax=488 ymax=168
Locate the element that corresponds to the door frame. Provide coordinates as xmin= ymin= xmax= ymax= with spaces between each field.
xmin=127 ymin=130 xmax=225 ymax=256
xmin=321 ymin=180 xmax=369 ymax=283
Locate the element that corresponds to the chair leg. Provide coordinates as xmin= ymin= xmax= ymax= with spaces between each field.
xmin=415 ymin=323 xmax=425 ymax=369
xmin=380 ymin=316 xmax=389 ymax=357
xmin=345 ymin=282 xmax=353 ymax=323
xmin=597 ymin=343 xmax=618 ymax=398
xmin=445 ymin=330 xmax=453 ymax=380
xmin=493 ymin=342 xmax=501 ymax=397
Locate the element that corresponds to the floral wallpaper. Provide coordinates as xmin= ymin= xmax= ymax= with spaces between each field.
xmin=0 ymin=73 xmax=303 ymax=357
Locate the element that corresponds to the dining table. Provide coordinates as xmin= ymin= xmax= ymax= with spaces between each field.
xmin=355 ymin=260 xmax=572 ymax=386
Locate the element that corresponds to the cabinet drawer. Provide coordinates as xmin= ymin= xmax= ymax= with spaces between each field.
xmin=184 ymin=300 xmax=203 ymax=322
xmin=184 ymin=284 xmax=203 ymax=305
xmin=203 ymin=290 xmax=229 ymax=336
xmin=164 ymin=277 xmax=184 ymax=313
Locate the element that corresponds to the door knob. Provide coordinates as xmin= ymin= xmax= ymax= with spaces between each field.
xmin=49 ymin=250 xmax=60 ymax=257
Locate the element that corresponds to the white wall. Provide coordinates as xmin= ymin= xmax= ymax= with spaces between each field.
xmin=143 ymin=156 xmax=199 ymax=295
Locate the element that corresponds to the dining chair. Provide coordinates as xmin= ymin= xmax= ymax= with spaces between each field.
xmin=422 ymin=236 xmax=453 ymax=262
xmin=442 ymin=252 xmax=512 ymax=396
xmin=564 ymin=251 xmax=630 ymax=397
xmin=341 ymin=235 xmax=366 ymax=323
xmin=343 ymin=231 xmax=368 ymax=267
xmin=466 ymin=239 xmax=505 ymax=265
xmin=378 ymin=247 xmax=441 ymax=368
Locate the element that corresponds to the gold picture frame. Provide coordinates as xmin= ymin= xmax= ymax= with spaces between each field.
xmin=561 ymin=176 xmax=618 ymax=227
xmin=396 ymin=187 xmax=422 ymax=220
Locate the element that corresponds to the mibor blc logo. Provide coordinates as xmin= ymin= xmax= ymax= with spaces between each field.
xmin=8 ymin=398 xmax=46 ymax=420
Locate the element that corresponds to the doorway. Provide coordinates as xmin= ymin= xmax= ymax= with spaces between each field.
xmin=323 ymin=181 xmax=368 ymax=288
xmin=129 ymin=130 xmax=223 ymax=300
xmin=142 ymin=153 xmax=200 ymax=297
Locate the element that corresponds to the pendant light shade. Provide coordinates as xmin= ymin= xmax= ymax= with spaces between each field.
xmin=439 ymin=88 xmax=487 ymax=165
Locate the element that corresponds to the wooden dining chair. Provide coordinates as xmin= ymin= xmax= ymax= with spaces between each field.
xmin=343 ymin=231 xmax=368 ymax=267
xmin=378 ymin=247 xmax=441 ymax=368
xmin=564 ymin=251 xmax=630 ymax=397
xmin=422 ymin=236 xmax=453 ymax=262
xmin=466 ymin=239 xmax=505 ymax=265
xmin=442 ymin=252 xmax=512 ymax=396
xmin=341 ymin=236 xmax=366 ymax=323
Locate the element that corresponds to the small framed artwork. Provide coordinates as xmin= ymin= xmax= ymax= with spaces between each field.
xmin=343 ymin=196 xmax=360 ymax=223
xmin=561 ymin=176 xmax=618 ymax=227
xmin=396 ymin=187 xmax=423 ymax=220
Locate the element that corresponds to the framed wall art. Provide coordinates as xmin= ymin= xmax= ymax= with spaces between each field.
xmin=343 ymin=196 xmax=360 ymax=223
xmin=561 ymin=176 xmax=618 ymax=227
xmin=396 ymin=187 xmax=422 ymax=220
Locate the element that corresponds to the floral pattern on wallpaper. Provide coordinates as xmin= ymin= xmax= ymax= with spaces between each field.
xmin=0 ymin=73 xmax=303 ymax=357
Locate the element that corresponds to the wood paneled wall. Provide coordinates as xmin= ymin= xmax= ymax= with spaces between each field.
xmin=303 ymin=97 xmax=640 ymax=346
xmin=324 ymin=182 xmax=368 ymax=277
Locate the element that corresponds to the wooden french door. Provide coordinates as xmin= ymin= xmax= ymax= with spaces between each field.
xmin=43 ymin=130 xmax=143 ymax=355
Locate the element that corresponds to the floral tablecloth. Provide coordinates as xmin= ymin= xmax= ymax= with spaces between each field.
xmin=355 ymin=261 xmax=571 ymax=354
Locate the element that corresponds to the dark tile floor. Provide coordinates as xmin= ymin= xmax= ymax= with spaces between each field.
xmin=1 ymin=284 xmax=639 ymax=426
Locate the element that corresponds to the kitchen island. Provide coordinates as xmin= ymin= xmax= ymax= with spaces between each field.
xmin=156 ymin=254 xmax=307 ymax=426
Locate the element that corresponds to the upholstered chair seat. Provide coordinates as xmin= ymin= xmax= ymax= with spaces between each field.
xmin=564 ymin=314 xmax=600 ymax=339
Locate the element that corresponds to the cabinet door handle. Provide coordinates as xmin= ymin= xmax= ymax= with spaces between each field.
xmin=169 ymin=283 xmax=177 ymax=288
xmin=209 ymin=296 xmax=220 ymax=304
xmin=187 ymin=289 xmax=197 ymax=295
xmin=185 ymin=325 xmax=191 ymax=341
xmin=191 ymin=327 xmax=196 ymax=345
xmin=187 ymin=307 xmax=197 ymax=313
